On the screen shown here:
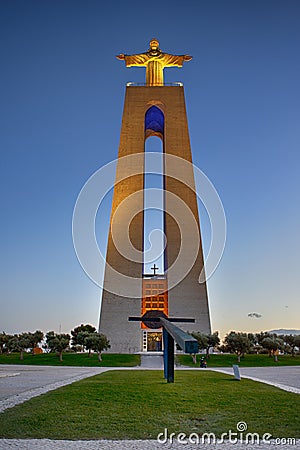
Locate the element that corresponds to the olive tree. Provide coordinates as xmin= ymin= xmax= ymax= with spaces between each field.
xmin=282 ymin=334 xmax=300 ymax=357
xmin=261 ymin=336 xmax=284 ymax=361
xmin=27 ymin=330 xmax=44 ymax=354
xmin=45 ymin=331 xmax=70 ymax=362
xmin=190 ymin=331 xmax=220 ymax=363
xmin=71 ymin=324 xmax=96 ymax=351
xmin=7 ymin=333 xmax=32 ymax=360
xmin=223 ymin=331 xmax=251 ymax=362
xmin=0 ymin=332 xmax=10 ymax=354
xmin=190 ymin=332 xmax=208 ymax=363
xmin=84 ymin=333 xmax=110 ymax=361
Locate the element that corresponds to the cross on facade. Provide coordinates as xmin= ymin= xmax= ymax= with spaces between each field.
xmin=151 ymin=264 xmax=159 ymax=275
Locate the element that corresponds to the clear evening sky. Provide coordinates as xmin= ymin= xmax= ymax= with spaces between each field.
xmin=0 ymin=0 xmax=299 ymax=338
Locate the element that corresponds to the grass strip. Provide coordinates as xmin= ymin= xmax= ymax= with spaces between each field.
xmin=177 ymin=353 xmax=300 ymax=367
xmin=1 ymin=353 xmax=300 ymax=367
xmin=0 ymin=353 xmax=140 ymax=367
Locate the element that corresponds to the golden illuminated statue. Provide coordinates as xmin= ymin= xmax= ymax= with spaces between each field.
xmin=116 ymin=39 xmax=192 ymax=86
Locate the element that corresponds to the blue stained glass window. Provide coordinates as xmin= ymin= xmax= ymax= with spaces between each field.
xmin=145 ymin=106 xmax=164 ymax=134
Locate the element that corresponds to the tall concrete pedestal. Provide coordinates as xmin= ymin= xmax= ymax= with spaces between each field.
xmin=99 ymin=86 xmax=211 ymax=353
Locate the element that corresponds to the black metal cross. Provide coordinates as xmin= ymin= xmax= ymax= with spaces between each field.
xmin=128 ymin=313 xmax=198 ymax=383
xmin=151 ymin=263 xmax=159 ymax=275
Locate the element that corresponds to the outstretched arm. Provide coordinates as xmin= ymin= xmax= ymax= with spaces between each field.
xmin=116 ymin=53 xmax=148 ymax=67
xmin=163 ymin=53 xmax=193 ymax=67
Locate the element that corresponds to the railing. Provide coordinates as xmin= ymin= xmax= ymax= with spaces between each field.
xmin=126 ymin=82 xmax=183 ymax=87
xmin=143 ymin=274 xmax=166 ymax=279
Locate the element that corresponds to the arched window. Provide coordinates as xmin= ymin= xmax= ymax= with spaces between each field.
xmin=145 ymin=106 xmax=164 ymax=137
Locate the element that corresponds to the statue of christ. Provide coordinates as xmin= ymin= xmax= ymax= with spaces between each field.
xmin=117 ymin=39 xmax=192 ymax=86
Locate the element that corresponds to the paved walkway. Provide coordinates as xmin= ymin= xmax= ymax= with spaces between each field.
xmin=211 ymin=366 xmax=300 ymax=394
xmin=140 ymin=354 xmax=163 ymax=368
xmin=0 ymin=365 xmax=111 ymax=412
xmin=1 ymin=438 xmax=299 ymax=449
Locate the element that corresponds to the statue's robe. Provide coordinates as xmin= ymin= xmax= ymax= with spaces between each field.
xmin=123 ymin=52 xmax=185 ymax=86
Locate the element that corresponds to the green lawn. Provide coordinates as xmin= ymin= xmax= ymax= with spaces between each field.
xmin=177 ymin=353 xmax=300 ymax=367
xmin=0 ymin=352 xmax=140 ymax=367
xmin=0 ymin=370 xmax=299 ymax=439
xmin=2 ymin=352 xmax=299 ymax=368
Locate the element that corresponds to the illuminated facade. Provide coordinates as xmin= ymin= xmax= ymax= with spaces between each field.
xmin=141 ymin=277 xmax=168 ymax=321
xmin=99 ymin=40 xmax=211 ymax=353
xmin=140 ymin=276 xmax=168 ymax=351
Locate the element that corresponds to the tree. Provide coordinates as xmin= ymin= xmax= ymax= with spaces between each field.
xmin=191 ymin=331 xmax=220 ymax=364
xmin=84 ymin=333 xmax=110 ymax=361
xmin=247 ymin=333 xmax=263 ymax=354
xmin=294 ymin=335 xmax=300 ymax=354
xmin=255 ymin=331 xmax=274 ymax=346
xmin=27 ymin=330 xmax=44 ymax=354
xmin=77 ymin=331 xmax=95 ymax=357
xmin=223 ymin=331 xmax=251 ymax=362
xmin=205 ymin=332 xmax=220 ymax=358
xmin=71 ymin=324 xmax=96 ymax=351
xmin=261 ymin=336 xmax=284 ymax=361
xmin=191 ymin=331 xmax=220 ymax=362
xmin=45 ymin=331 xmax=70 ymax=362
xmin=7 ymin=333 xmax=32 ymax=360
xmin=282 ymin=334 xmax=300 ymax=357
xmin=0 ymin=332 xmax=10 ymax=354
xmin=190 ymin=332 xmax=208 ymax=363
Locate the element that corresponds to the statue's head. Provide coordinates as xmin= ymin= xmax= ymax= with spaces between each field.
xmin=150 ymin=39 xmax=159 ymax=50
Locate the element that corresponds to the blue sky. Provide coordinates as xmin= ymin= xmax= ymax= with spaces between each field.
xmin=0 ymin=0 xmax=299 ymax=338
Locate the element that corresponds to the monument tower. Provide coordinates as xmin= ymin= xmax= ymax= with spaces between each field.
xmin=99 ymin=39 xmax=211 ymax=352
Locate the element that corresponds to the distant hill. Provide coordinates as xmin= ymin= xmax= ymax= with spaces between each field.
xmin=269 ymin=329 xmax=300 ymax=335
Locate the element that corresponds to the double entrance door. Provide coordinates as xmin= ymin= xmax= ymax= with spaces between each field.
xmin=146 ymin=332 xmax=162 ymax=351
